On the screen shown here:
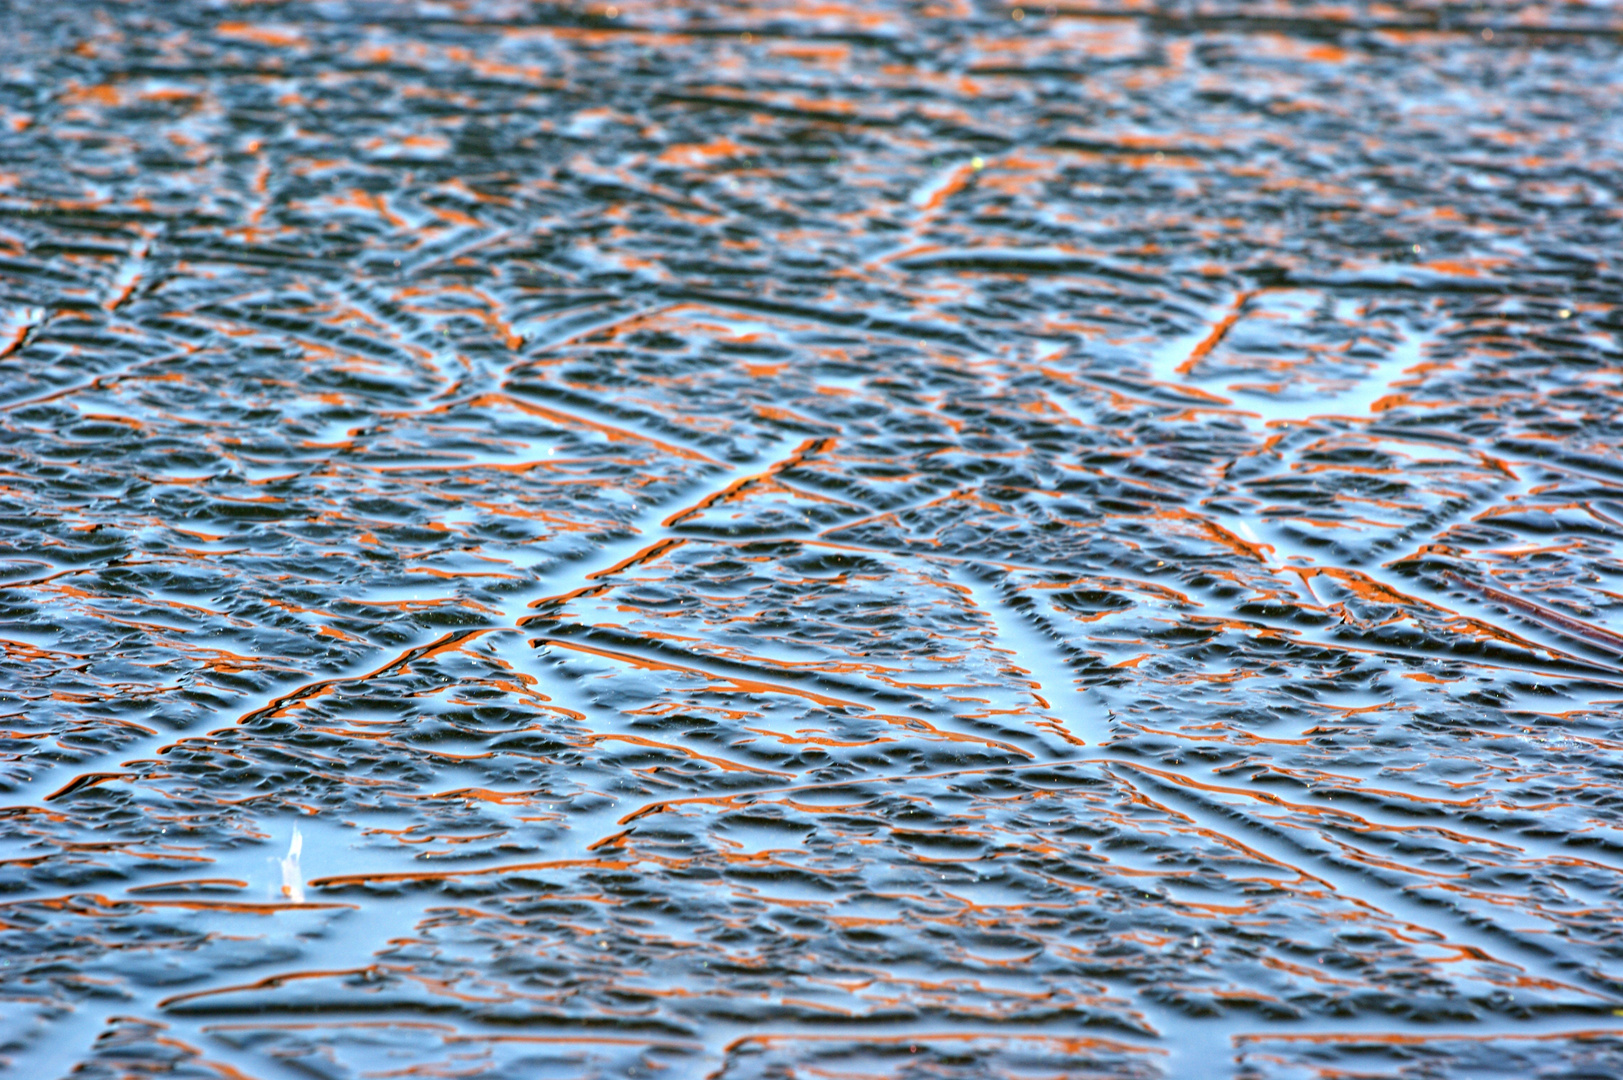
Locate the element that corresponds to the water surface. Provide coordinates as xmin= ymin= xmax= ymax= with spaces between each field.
xmin=3 ymin=1 xmax=1623 ymax=1076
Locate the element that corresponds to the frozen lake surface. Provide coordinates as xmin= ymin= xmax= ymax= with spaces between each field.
xmin=2 ymin=1 xmax=1623 ymax=1076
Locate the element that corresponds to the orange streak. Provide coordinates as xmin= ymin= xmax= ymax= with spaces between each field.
xmin=1175 ymin=291 xmax=1255 ymax=377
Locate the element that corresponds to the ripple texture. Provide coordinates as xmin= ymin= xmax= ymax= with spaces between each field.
xmin=2 ymin=1 xmax=1623 ymax=1077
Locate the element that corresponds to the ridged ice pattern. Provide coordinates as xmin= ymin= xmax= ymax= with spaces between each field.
xmin=2 ymin=1 xmax=1623 ymax=1076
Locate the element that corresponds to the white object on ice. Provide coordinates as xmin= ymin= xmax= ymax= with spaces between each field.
xmin=280 ymin=826 xmax=304 ymax=903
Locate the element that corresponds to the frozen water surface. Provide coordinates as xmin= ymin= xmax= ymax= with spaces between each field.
xmin=2 ymin=1 xmax=1623 ymax=1077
